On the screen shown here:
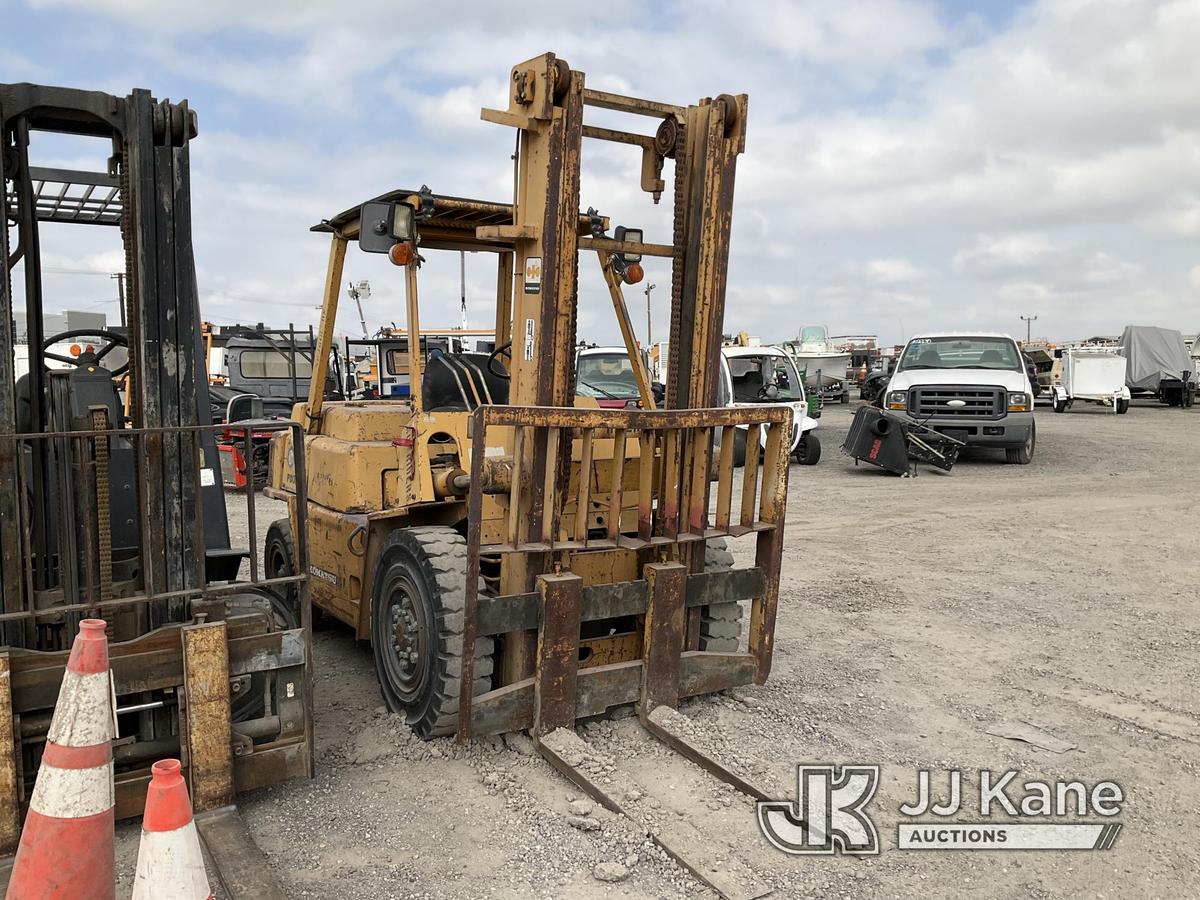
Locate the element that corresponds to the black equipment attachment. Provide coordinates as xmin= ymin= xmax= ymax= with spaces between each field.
xmin=842 ymin=406 xmax=964 ymax=476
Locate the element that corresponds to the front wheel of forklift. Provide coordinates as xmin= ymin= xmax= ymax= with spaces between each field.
xmin=370 ymin=526 xmax=494 ymax=738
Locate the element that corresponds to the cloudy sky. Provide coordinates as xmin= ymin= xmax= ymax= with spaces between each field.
xmin=4 ymin=0 xmax=1198 ymax=347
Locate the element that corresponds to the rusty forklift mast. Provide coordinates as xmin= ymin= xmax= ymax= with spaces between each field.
xmin=268 ymin=53 xmax=789 ymax=897
xmin=0 ymin=83 xmax=311 ymax=896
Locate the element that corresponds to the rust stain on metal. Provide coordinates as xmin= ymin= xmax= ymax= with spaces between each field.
xmin=640 ymin=563 xmax=687 ymax=712
xmin=182 ymin=620 xmax=235 ymax=812
xmin=533 ymin=572 xmax=583 ymax=736
xmin=0 ymin=653 xmax=19 ymax=854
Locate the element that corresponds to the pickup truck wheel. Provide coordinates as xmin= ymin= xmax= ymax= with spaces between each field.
xmin=1116 ymin=398 xmax=1129 ymax=414
xmin=699 ymin=539 xmax=742 ymax=652
xmin=1005 ymin=422 xmax=1035 ymax=465
xmin=796 ymin=433 xmax=821 ymax=465
xmin=371 ymin=526 xmax=494 ymax=738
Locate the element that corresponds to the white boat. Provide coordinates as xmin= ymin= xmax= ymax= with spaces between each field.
xmin=781 ymin=325 xmax=851 ymax=387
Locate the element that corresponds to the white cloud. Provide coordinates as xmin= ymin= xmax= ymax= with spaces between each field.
xmin=864 ymin=258 xmax=925 ymax=283
xmin=14 ymin=0 xmax=1200 ymax=345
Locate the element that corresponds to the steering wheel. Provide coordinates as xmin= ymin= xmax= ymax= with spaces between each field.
xmin=43 ymin=329 xmax=130 ymax=378
xmin=487 ymin=341 xmax=512 ymax=380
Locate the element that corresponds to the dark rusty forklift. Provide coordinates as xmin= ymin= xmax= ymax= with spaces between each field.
xmin=0 ymin=82 xmax=312 ymax=897
xmin=267 ymin=53 xmax=791 ymax=897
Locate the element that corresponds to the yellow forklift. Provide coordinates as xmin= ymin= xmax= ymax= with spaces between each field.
xmin=266 ymin=53 xmax=791 ymax=895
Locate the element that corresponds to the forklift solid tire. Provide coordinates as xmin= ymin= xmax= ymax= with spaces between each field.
xmin=265 ymin=519 xmax=297 ymax=606
xmin=699 ymin=539 xmax=743 ymax=652
xmin=370 ymin=526 xmax=494 ymax=738
xmin=1005 ymin=421 xmax=1035 ymax=465
xmin=795 ymin=433 xmax=821 ymax=465
xmin=1116 ymin=398 xmax=1129 ymax=414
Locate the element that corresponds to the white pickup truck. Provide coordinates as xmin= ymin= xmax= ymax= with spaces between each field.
xmin=880 ymin=332 xmax=1036 ymax=464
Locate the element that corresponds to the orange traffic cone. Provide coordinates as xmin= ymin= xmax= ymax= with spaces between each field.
xmin=6 ymin=619 xmax=115 ymax=900
xmin=131 ymin=759 xmax=212 ymax=900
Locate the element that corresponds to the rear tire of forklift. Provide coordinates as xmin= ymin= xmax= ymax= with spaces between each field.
xmin=371 ymin=526 xmax=494 ymax=738
xmin=699 ymin=539 xmax=743 ymax=652
xmin=266 ymin=517 xmax=327 ymax=627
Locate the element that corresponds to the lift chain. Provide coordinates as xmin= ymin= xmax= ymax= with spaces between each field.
xmin=666 ymin=118 xmax=688 ymax=410
xmin=90 ymin=408 xmax=113 ymax=606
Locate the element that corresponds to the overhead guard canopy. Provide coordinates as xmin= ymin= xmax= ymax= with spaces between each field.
xmin=313 ymin=188 xmax=601 ymax=253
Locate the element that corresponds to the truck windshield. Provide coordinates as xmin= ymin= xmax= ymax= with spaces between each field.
xmin=577 ymin=353 xmax=639 ymax=399
xmin=727 ymin=354 xmax=803 ymax=402
xmin=899 ymin=337 xmax=1022 ymax=372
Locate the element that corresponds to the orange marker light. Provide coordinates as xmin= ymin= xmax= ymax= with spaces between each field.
xmin=69 ymin=344 xmax=82 ymax=357
xmin=388 ymin=242 xmax=415 ymax=266
xmin=623 ymin=263 xmax=644 ymax=285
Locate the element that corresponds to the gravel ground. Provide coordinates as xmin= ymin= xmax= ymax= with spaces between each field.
xmin=210 ymin=397 xmax=1199 ymax=899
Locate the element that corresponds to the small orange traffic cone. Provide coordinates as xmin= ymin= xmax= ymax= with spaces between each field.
xmin=6 ymin=619 xmax=115 ymax=900
xmin=131 ymin=759 xmax=212 ymax=900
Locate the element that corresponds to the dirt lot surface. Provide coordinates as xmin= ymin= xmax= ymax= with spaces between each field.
xmin=165 ymin=398 xmax=1200 ymax=899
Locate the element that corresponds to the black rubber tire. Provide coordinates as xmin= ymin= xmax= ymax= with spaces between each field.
xmin=699 ymin=539 xmax=743 ymax=652
xmin=1005 ymin=421 xmax=1036 ymax=465
xmin=1053 ymin=398 xmax=1067 ymax=413
xmin=796 ymin=432 xmax=821 ymax=465
xmin=1116 ymin=398 xmax=1129 ymax=415
xmin=370 ymin=526 xmax=494 ymax=738
xmin=840 ymin=392 xmax=849 ymax=404
xmin=731 ymin=428 xmax=747 ymax=468
xmin=265 ymin=519 xmax=297 ymax=606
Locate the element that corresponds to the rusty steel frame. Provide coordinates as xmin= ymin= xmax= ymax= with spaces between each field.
xmin=457 ymin=403 xmax=791 ymax=742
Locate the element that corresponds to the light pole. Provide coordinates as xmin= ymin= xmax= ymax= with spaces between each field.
xmin=1020 ymin=314 xmax=1038 ymax=344
xmin=348 ymin=280 xmax=371 ymax=338
xmin=644 ymin=282 xmax=656 ymax=346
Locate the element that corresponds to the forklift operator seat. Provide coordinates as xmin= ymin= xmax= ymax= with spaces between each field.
xmin=421 ymin=353 xmax=510 ymax=411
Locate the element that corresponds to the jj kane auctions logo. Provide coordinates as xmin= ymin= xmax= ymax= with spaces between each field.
xmin=758 ymin=766 xmax=1124 ymax=855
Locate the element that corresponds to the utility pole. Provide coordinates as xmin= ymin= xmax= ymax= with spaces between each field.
xmin=109 ymin=272 xmax=126 ymax=327
xmin=644 ymin=282 xmax=655 ymax=346
xmin=1020 ymin=314 xmax=1038 ymax=344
